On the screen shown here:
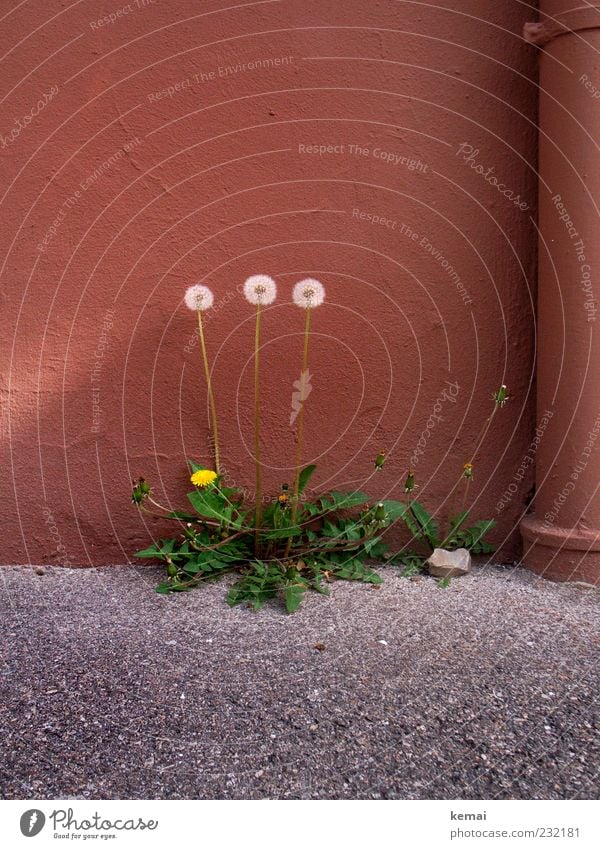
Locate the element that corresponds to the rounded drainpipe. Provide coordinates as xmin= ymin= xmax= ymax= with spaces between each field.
xmin=521 ymin=3 xmax=600 ymax=584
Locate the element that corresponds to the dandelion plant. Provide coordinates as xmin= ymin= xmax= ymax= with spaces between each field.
xmin=184 ymin=284 xmax=220 ymax=475
xmin=131 ymin=281 xmax=506 ymax=612
xmin=243 ymin=274 xmax=277 ymax=552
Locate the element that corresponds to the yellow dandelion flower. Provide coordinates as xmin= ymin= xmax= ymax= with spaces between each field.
xmin=190 ymin=469 xmax=218 ymax=488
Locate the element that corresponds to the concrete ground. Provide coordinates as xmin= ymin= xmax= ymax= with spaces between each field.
xmin=0 ymin=563 xmax=598 ymax=800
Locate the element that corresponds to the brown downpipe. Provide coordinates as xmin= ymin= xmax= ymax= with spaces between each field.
xmin=521 ymin=3 xmax=600 ymax=584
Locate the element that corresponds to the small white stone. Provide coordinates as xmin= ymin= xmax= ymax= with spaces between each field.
xmin=378 ymin=640 xmax=388 ymax=645
xmin=426 ymin=547 xmax=471 ymax=578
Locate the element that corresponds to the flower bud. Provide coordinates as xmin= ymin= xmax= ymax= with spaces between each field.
xmin=404 ymin=470 xmax=417 ymax=493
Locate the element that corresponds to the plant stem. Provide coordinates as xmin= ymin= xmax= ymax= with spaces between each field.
xmin=444 ymin=474 xmax=461 ymax=535
xmin=461 ymin=478 xmax=472 ymax=513
xmin=452 ymin=401 xmax=499 ymax=532
xmin=292 ymin=308 xmax=311 ymax=505
xmin=441 ymin=399 xmax=500 ymax=546
xmin=197 ymin=309 xmax=220 ymax=474
xmin=254 ymin=303 xmax=262 ymax=554
xmin=468 ymin=404 xmax=498 ymax=468
xmin=147 ymin=495 xmax=171 ymax=513
xmin=439 ymin=474 xmax=463 ymax=548
xmin=285 ymin=307 xmax=311 ymax=559
xmin=139 ymin=505 xmax=170 ymax=520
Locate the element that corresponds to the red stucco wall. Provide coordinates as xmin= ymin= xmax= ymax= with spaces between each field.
xmin=0 ymin=1 xmax=538 ymax=566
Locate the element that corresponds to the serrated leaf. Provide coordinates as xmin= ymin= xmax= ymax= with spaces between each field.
xmin=363 ymin=535 xmax=384 ymax=555
xmin=330 ymin=490 xmax=370 ymax=508
xmin=387 ymin=500 xmax=422 ymax=539
xmin=449 ymin=510 xmax=469 ymax=532
xmin=188 ymin=489 xmax=239 ymax=526
xmin=367 ymin=540 xmax=387 ymax=559
xmin=380 ymin=500 xmax=408 ymax=521
xmin=283 ymin=583 xmax=306 ymax=613
xmin=333 ymin=559 xmax=383 ymax=584
xmin=218 ymin=487 xmax=240 ymax=499
xmin=135 ymin=545 xmax=162 ymax=559
xmin=187 ymin=459 xmax=205 ymax=474
xmin=298 ymin=464 xmax=317 ymax=495
xmin=311 ymin=573 xmax=330 ymax=595
xmin=409 ymin=501 xmax=440 ymax=547
xmin=447 ymin=518 xmax=496 ymax=553
xmin=322 ymin=519 xmax=341 ymax=537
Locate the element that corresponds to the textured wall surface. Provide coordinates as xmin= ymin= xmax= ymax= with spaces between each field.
xmin=0 ymin=0 xmax=538 ymax=566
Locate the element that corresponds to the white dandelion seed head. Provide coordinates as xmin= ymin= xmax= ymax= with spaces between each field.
xmin=243 ymin=274 xmax=277 ymax=305
xmin=292 ymin=278 xmax=325 ymax=309
xmin=184 ymin=284 xmax=214 ymax=312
